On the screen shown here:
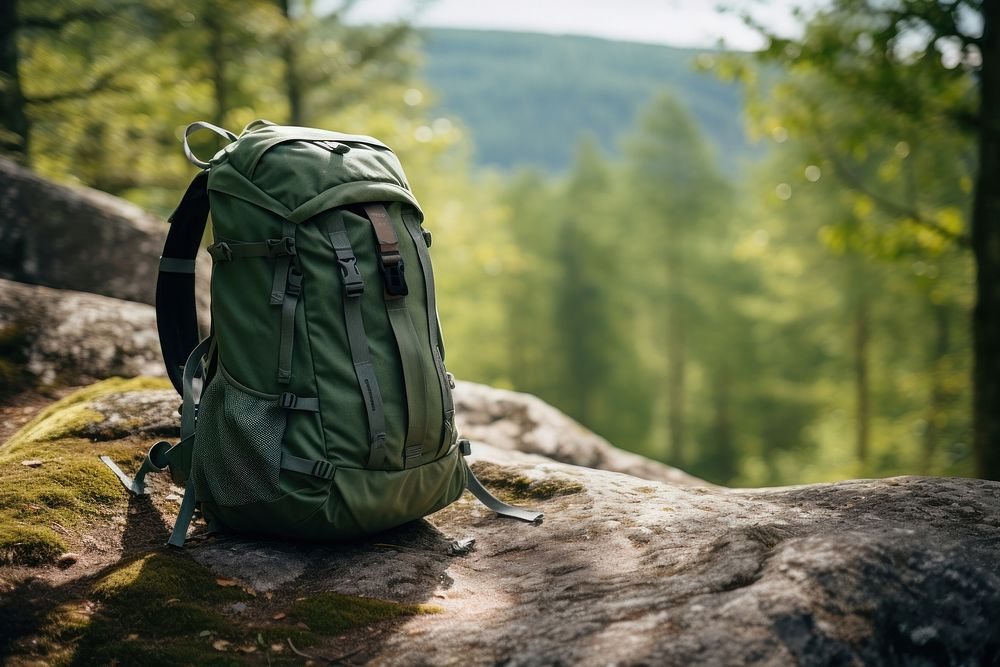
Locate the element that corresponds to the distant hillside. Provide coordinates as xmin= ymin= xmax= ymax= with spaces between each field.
xmin=418 ymin=28 xmax=757 ymax=173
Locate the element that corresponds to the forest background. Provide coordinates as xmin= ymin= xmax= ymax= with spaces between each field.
xmin=2 ymin=0 xmax=993 ymax=486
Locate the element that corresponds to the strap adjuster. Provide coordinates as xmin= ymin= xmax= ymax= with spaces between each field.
xmin=279 ymin=392 xmax=298 ymax=409
xmin=267 ymin=236 xmax=296 ymax=257
xmin=459 ymin=439 xmax=471 ymax=456
xmin=311 ymin=460 xmax=334 ymax=479
xmin=208 ymin=242 xmax=232 ymax=262
xmin=285 ymin=268 xmax=303 ymax=296
xmin=378 ymin=252 xmax=408 ymax=297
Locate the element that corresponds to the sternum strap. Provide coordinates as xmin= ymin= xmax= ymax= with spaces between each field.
xmin=326 ymin=211 xmax=388 ymax=468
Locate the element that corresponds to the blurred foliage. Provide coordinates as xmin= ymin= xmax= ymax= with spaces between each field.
xmin=0 ymin=0 xmax=981 ymax=486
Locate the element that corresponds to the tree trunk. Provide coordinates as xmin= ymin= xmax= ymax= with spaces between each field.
xmin=0 ymin=0 xmax=29 ymax=162
xmin=666 ymin=257 xmax=685 ymax=467
xmin=205 ymin=4 xmax=228 ymax=128
xmin=923 ymin=303 xmax=950 ymax=473
xmin=853 ymin=296 xmax=871 ymax=465
xmin=279 ymin=0 xmax=303 ymax=125
xmin=973 ymin=1 xmax=1000 ymax=481
xmin=710 ymin=367 xmax=737 ymax=483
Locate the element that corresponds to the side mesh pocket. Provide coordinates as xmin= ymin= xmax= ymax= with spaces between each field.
xmin=191 ymin=368 xmax=287 ymax=508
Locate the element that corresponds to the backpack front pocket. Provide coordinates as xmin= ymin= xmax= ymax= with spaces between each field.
xmin=191 ymin=366 xmax=287 ymax=508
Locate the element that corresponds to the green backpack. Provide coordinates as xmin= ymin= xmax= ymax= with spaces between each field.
xmin=101 ymin=120 xmax=541 ymax=546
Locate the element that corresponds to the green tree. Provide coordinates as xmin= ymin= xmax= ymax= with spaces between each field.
xmin=738 ymin=0 xmax=996 ymax=479
xmin=623 ymin=92 xmax=729 ymax=468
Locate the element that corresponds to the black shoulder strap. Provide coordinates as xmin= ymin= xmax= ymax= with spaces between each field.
xmin=157 ymin=170 xmax=210 ymax=395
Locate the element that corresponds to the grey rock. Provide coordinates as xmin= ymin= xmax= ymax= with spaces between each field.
xmin=0 ymin=158 xmax=210 ymax=317
xmin=7 ymin=381 xmax=1000 ymax=665
xmin=82 ymin=389 xmax=179 ymax=440
xmin=0 ymin=279 xmax=165 ymax=387
xmin=180 ymin=444 xmax=1000 ymax=666
xmin=455 ymin=380 xmax=706 ymax=486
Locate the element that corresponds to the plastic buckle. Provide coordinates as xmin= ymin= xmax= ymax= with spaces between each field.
xmin=285 ymin=268 xmax=303 ymax=296
xmin=379 ymin=252 xmax=408 ymax=297
xmin=209 ymin=242 xmax=232 ymax=262
xmin=459 ymin=439 xmax=472 ymax=456
xmin=267 ymin=236 xmax=296 ymax=257
xmin=279 ymin=392 xmax=297 ymax=409
xmin=422 ymin=229 xmax=432 ymax=247
xmin=337 ymin=255 xmax=365 ymax=297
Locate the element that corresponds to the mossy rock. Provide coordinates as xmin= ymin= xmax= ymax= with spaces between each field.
xmin=40 ymin=551 xmax=441 ymax=666
xmin=470 ymin=460 xmax=585 ymax=501
xmin=0 ymin=377 xmax=171 ymax=566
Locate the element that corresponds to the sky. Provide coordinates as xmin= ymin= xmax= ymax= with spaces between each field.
xmin=336 ymin=0 xmax=826 ymax=51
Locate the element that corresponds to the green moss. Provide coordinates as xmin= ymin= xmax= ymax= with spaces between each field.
xmin=470 ymin=461 xmax=585 ymax=501
xmin=0 ymin=523 xmax=67 ymax=565
xmin=71 ymin=553 xmax=253 ymax=666
xmin=92 ymin=552 xmax=249 ymax=607
xmin=31 ymin=553 xmax=440 ymax=665
xmin=5 ymin=376 xmax=171 ymax=449
xmin=0 ymin=441 xmax=128 ymax=565
xmin=7 ymin=405 xmax=105 ymax=448
xmin=0 ymin=378 xmax=170 ymax=565
xmin=289 ymin=593 xmax=441 ymax=635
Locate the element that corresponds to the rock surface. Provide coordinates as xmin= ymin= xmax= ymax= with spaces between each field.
xmin=0 ymin=279 xmax=164 ymax=388
xmin=0 ymin=158 xmax=210 ymax=314
xmin=455 ymin=380 xmax=705 ymax=485
xmin=1 ymin=381 xmax=998 ymax=665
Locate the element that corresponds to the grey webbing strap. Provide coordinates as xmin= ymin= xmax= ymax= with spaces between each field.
xmin=207 ymin=237 xmax=295 ymax=264
xmin=183 ymin=121 xmax=237 ymax=169
xmin=326 ymin=212 xmax=387 ymax=468
xmin=159 ymin=257 xmax=196 ymax=274
xmin=170 ymin=336 xmax=212 ymax=549
xmin=167 ymin=477 xmax=198 ymax=548
xmin=279 ymin=392 xmax=319 ymax=412
xmin=459 ymin=442 xmax=543 ymax=523
xmin=280 ymin=452 xmax=334 ymax=480
xmin=270 ymin=221 xmax=297 ymax=305
xmin=276 ymin=265 xmax=301 ymax=385
xmin=180 ymin=336 xmax=213 ymax=441
xmin=402 ymin=210 xmax=455 ymax=456
xmin=386 ymin=300 xmax=432 ymax=468
xmin=464 ymin=459 xmax=543 ymax=523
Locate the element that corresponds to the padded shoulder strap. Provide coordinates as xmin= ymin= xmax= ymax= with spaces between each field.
xmin=157 ymin=170 xmax=210 ymax=395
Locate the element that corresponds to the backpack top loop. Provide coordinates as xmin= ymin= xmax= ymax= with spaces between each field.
xmin=183 ymin=121 xmax=238 ymax=169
